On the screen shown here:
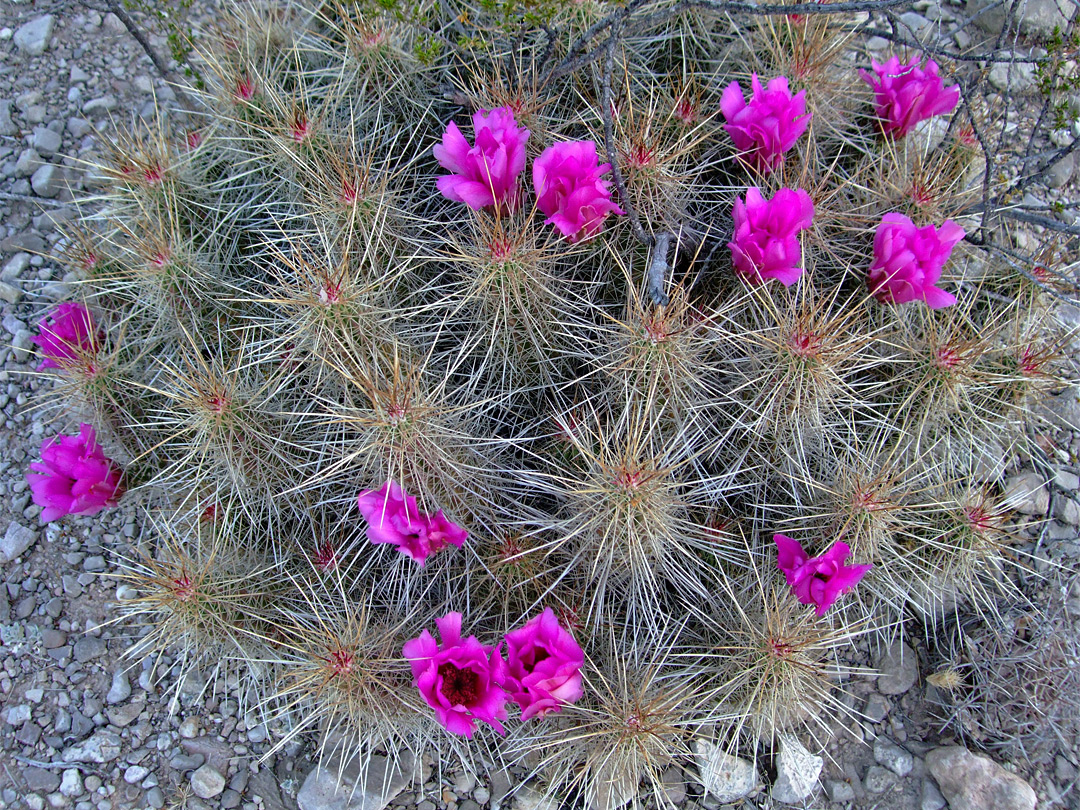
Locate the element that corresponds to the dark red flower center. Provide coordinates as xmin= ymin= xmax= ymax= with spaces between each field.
xmin=438 ymin=662 xmax=480 ymax=706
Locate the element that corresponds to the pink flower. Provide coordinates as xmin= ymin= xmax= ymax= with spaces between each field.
xmin=867 ymin=213 xmax=963 ymax=308
xmin=433 ymin=107 xmax=530 ymax=211
xmin=532 ymin=141 xmax=625 ymax=243
xmin=859 ymin=55 xmax=960 ymax=138
xmin=774 ymin=534 xmax=872 ymax=616
xmin=31 ymin=303 xmax=100 ymax=371
xmin=503 ymin=608 xmax=585 ymax=721
xmin=403 ymin=612 xmax=509 ymax=737
xmin=728 ymin=187 xmax=815 ymax=286
xmin=720 ymin=74 xmax=811 ymax=174
xmin=27 ymin=424 xmax=124 ymax=523
xmin=357 ymin=481 xmax=467 ymax=567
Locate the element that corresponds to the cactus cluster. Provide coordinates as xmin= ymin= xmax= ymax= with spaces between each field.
xmin=26 ymin=0 xmax=1075 ymax=802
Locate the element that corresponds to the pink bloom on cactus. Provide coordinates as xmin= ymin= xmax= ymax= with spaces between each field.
xmin=357 ymin=481 xmax=467 ymax=567
xmin=27 ymin=424 xmax=124 ymax=523
xmin=433 ymin=106 xmax=530 ymax=211
xmin=720 ymin=74 xmax=811 ymax=174
xmin=859 ymin=55 xmax=960 ymax=138
xmin=532 ymin=141 xmax=625 ymax=243
xmin=503 ymin=608 xmax=585 ymax=721
xmin=728 ymin=187 xmax=815 ymax=286
xmin=32 ymin=303 xmax=100 ymax=370
xmin=403 ymin=612 xmax=509 ymax=737
xmin=867 ymin=213 xmax=963 ymax=308
xmin=775 ymin=534 xmax=872 ymax=616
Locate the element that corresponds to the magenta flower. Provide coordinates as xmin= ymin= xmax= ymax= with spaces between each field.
xmin=728 ymin=187 xmax=815 ymax=286
xmin=27 ymin=424 xmax=124 ymax=523
xmin=433 ymin=106 xmax=530 ymax=211
xmin=403 ymin=612 xmax=509 ymax=737
xmin=720 ymin=74 xmax=810 ymax=174
xmin=867 ymin=213 xmax=963 ymax=309
xmin=775 ymin=534 xmax=872 ymax=616
xmin=31 ymin=303 xmax=100 ymax=371
xmin=859 ymin=55 xmax=960 ymax=138
xmin=504 ymin=608 xmax=585 ymax=721
xmin=533 ymin=141 xmax=625 ymax=243
xmin=357 ymin=481 xmax=467 ymax=567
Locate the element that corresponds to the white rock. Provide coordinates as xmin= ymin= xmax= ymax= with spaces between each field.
xmin=191 ymin=764 xmax=226 ymax=799
xmin=297 ymin=752 xmax=419 ymax=810
xmin=770 ymin=733 xmax=823 ymax=804
xmin=106 ymin=670 xmax=131 ymax=704
xmin=926 ymin=746 xmax=1036 ymax=810
xmin=694 ymin=739 xmax=760 ymax=803
xmin=13 ymin=15 xmax=54 ymax=56
xmin=1004 ymin=472 xmax=1050 ymax=515
xmin=1 ymin=521 xmax=37 ymax=562
xmin=59 ymin=769 xmax=82 ymax=797
xmin=62 ymin=730 xmax=123 ymax=763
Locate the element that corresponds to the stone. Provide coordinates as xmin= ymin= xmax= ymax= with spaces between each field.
xmin=2 ymin=253 xmax=31 ymax=281
xmin=864 ymin=765 xmax=900 ymax=794
xmin=297 ymin=752 xmax=420 ymax=810
xmin=875 ymin=642 xmax=919 ymax=695
xmin=59 ymin=769 xmax=82 ymax=797
xmin=6 ymin=704 xmax=31 ymax=724
xmin=72 ymin=636 xmax=106 ymax=662
xmin=825 ymin=779 xmax=857 ymax=802
xmin=926 ymin=747 xmax=1036 ymax=810
xmin=771 ymin=733 xmax=822 ymax=804
xmin=22 ymin=767 xmax=61 ymax=793
xmin=694 ymin=739 xmax=760 ymax=803
xmin=989 ymin=61 xmax=1037 ymax=93
xmin=1004 ymin=472 xmax=1050 ymax=515
xmin=512 ymin=786 xmax=560 ymax=810
xmin=70 ymin=65 xmax=90 ymax=83
xmin=874 ymin=737 xmax=914 ymax=777
xmin=586 ymin=759 xmax=638 ymax=810
xmin=13 ymin=16 xmax=54 ymax=56
xmin=106 ymin=670 xmax=131 ymax=704
xmin=1046 ymin=151 xmax=1076 ymax=188
xmin=14 ymin=148 xmax=41 ymax=178
xmin=864 ymin=693 xmax=890 ymax=723
xmin=31 ymin=163 xmax=64 ymax=198
xmin=62 ymin=730 xmax=122 ymax=763
xmin=0 ymin=281 xmax=23 ymax=304
xmin=124 ymin=765 xmax=150 ymax=784
xmin=1 ymin=521 xmax=37 ymax=562
xmin=0 ymin=100 xmax=15 ymax=137
xmin=178 ymin=717 xmax=200 ymax=739
xmin=922 ymin=778 xmax=947 ymax=810
xmin=106 ymin=701 xmax=144 ymax=727
xmin=31 ymin=127 xmax=62 ymax=158
xmin=966 ymin=0 xmax=1075 ymax=35
xmin=67 ymin=117 xmax=92 ymax=139
xmin=191 ymin=765 xmax=226 ymax=799
xmin=82 ymin=96 xmax=118 ymax=116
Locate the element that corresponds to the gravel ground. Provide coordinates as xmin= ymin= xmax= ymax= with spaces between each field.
xmin=1 ymin=2 xmax=1079 ymax=810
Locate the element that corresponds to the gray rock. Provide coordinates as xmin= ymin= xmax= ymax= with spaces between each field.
xmin=864 ymin=765 xmax=900 ymax=794
xmin=1 ymin=253 xmax=31 ymax=281
xmin=874 ymin=737 xmax=914 ymax=777
xmin=825 ymin=779 xmax=856 ymax=802
xmin=0 ymin=282 xmax=24 ymax=304
xmin=6 ymin=704 xmax=31 ymax=724
xmin=1 ymin=521 xmax=37 ymax=562
xmin=1 ymin=232 xmax=46 ymax=254
xmin=297 ymin=752 xmax=420 ymax=810
xmin=586 ymin=759 xmax=638 ymax=810
xmin=922 ymin=778 xmax=947 ymax=810
xmin=771 ymin=733 xmax=822 ymax=804
xmin=31 ymin=163 xmax=64 ymax=198
xmin=14 ymin=148 xmax=42 ymax=178
xmin=70 ymin=66 xmax=90 ymax=83
xmin=967 ymin=0 xmax=1075 ymax=35
xmin=512 ymin=786 xmax=560 ymax=810
xmin=1004 ymin=472 xmax=1050 ymax=515
xmin=82 ymin=96 xmax=118 ymax=116
xmin=694 ymin=739 xmax=760 ymax=803
xmin=876 ymin=642 xmax=919 ymax=695
xmin=59 ymin=768 xmax=82 ymax=797
xmin=73 ymin=636 xmax=106 ymax=662
xmin=124 ymin=765 xmax=150 ymax=784
xmin=31 ymin=126 xmax=62 ymax=158
xmin=1046 ymin=152 xmax=1076 ymax=188
xmin=864 ymin=693 xmax=890 ymax=723
xmin=191 ymin=765 xmax=226 ymax=799
xmin=22 ymin=767 xmax=61 ymax=793
xmin=106 ymin=670 xmax=131 ymax=704
xmin=67 ymin=117 xmax=92 ymax=139
xmin=898 ymin=11 xmax=933 ymax=36
xmin=62 ymin=730 xmax=122 ymax=763
xmin=0 ymin=100 xmax=15 ymax=137
xmin=926 ymin=747 xmax=1036 ymax=810
xmin=13 ymin=16 xmax=54 ymax=56
xmin=106 ymin=701 xmax=144 ymax=727
xmin=989 ymin=60 xmax=1037 ymax=93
